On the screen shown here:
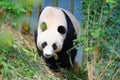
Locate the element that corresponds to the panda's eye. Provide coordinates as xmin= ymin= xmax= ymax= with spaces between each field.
xmin=41 ymin=42 xmax=47 ymax=48
xmin=52 ymin=43 xmax=57 ymax=50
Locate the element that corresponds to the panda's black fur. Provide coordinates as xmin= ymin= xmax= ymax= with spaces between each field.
xmin=34 ymin=8 xmax=77 ymax=72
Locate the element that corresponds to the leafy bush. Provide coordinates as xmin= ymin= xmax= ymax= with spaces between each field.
xmin=0 ymin=0 xmax=33 ymax=27
xmin=77 ymin=0 xmax=120 ymax=79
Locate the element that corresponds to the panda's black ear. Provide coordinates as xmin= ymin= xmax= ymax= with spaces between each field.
xmin=57 ymin=26 xmax=66 ymax=34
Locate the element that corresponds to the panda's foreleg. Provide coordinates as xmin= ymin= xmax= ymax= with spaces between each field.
xmin=44 ymin=57 xmax=60 ymax=72
xmin=34 ymin=30 xmax=43 ymax=56
xmin=62 ymin=49 xmax=77 ymax=69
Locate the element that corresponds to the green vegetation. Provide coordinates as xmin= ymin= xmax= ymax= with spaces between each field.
xmin=0 ymin=0 xmax=28 ymax=26
xmin=41 ymin=22 xmax=47 ymax=31
xmin=0 ymin=0 xmax=120 ymax=80
xmin=74 ymin=0 xmax=120 ymax=80
xmin=0 ymin=0 xmax=42 ymax=27
xmin=0 ymin=26 xmax=58 ymax=80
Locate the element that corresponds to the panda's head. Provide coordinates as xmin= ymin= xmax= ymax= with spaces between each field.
xmin=37 ymin=22 xmax=66 ymax=58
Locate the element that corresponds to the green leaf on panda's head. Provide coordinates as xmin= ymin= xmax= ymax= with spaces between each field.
xmin=41 ymin=22 xmax=47 ymax=31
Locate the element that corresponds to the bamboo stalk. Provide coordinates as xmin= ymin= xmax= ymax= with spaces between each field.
xmin=53 ymin=0 xmax=58 ymax=7
xmin=112 ymin=68 xmax=120 ymax=80
xmin=98 ymin=57 xmax=116 ymax=79
xmin=71 ymin=0 xmax=74 ymax=14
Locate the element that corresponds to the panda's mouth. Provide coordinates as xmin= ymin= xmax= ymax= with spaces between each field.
xmin=43 ymin=53 xmax=58 ymax=59
xmin=44 ymin=54 xmax=52 ymax=58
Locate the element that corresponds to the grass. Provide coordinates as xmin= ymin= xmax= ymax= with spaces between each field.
xmin=0 ymin=24 xmax=61 ymax=80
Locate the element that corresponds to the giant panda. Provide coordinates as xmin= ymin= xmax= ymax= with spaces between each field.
xmin=34 ymin=6 xmax=81 ymax=72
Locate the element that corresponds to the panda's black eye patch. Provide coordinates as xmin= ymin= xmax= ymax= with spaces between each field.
xmin=41 ymin=42 xmax=47 ymax=48
xmin=52 ymin=43 xmax=57 ymax=50
xmin=58 ymin=26 xmax=66 ymax=34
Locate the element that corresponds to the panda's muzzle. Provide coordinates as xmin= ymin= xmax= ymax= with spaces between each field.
xmin=43 ymin=47 xmax=54 ymax=58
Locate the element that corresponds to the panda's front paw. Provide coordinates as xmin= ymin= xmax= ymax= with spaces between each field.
xmin=52 ymin=68 xmax=60 ymax=72
xmin=48 ymin=67 xmax=60 ymax=72
xmin=46 ymin=63 xmax=60 ymax=72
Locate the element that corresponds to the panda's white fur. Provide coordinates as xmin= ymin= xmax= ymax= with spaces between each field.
xmin=37 ymin=7 xmax=67 ymax=57
xmin=37 ymin=6 xmax=81 ymax=58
